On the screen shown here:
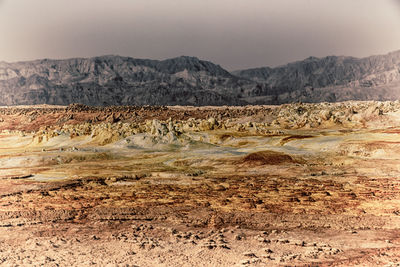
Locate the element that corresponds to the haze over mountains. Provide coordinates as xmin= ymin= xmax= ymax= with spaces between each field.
xmin=0 ymin=50 xmax=399 ymax=106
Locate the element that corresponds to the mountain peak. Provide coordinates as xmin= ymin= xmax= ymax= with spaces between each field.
xmin=305 ymin=56 xmax=320 ymax=61
xmin=156 ymin=56 xmax=231 ymax=77
xmin=175 ymin=55 xmax=200 ymax=60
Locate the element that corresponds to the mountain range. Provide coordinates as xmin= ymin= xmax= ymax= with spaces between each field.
xmin=0 ymin=50 xmax=399 ymax=106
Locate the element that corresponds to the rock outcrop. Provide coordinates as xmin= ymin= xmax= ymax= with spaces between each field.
xmin=3 ymin=101 xmax=394 ymax=149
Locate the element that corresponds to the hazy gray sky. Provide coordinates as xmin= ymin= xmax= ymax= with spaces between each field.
xmin=0 ymin=0 xmax=400 ymax=70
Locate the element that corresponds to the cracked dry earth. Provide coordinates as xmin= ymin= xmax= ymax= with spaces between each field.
xmin=1 ymin=102 xmax=400 ymax=266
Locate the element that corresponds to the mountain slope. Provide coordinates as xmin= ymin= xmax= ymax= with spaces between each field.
xmin=0 ymin=55 xmax=249 ymax=106
xmin=233 ymin=50 xmax=400 ymax=103
xmin=0 ymin=50 xmax=400 ymax=106
xmin=234 ymin=50 xmax=400 ymax=87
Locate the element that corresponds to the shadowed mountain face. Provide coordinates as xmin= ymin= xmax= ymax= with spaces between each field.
xmin=0 ymin=51 xmax=400 ymax=106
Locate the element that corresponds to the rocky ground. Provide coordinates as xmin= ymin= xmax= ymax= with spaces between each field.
xmin=1 ymin=101 xmax=400 ymax=266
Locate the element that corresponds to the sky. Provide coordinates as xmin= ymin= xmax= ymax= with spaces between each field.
xmin=0 ymin=0 xmax=400 ymax=70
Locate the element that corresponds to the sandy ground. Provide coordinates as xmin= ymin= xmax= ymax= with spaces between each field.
xmin=0 ymin=102 xmax=400 ymax=266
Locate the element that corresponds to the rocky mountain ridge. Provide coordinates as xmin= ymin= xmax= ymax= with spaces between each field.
xmin=0 ymin=55 xmax=248 ymax=106
xmin=0 ymin=50 xmax=400 ymax=106
xmin=234 ymin=50 xmax=400 ymax=88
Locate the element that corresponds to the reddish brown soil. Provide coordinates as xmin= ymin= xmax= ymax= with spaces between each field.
xmin=240 ymin=151 xmax=297 ymax=166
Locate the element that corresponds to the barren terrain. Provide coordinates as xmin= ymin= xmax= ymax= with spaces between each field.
xmin=1 ymin=101 xmax=400 ymax=266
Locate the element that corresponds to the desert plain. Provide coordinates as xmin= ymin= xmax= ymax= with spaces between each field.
xmin=0 ymin=101 xmax=400 ymax=266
